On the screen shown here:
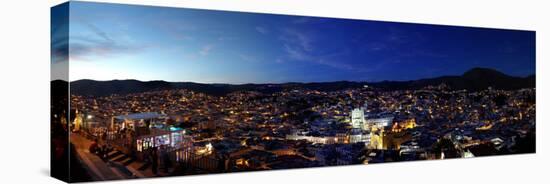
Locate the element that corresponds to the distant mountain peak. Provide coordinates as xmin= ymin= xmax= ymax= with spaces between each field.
xmin=462 ymin=67 xmax=508 ymax=79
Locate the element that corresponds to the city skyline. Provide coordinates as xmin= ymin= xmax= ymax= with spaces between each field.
xmin=51 ymin=2 xmax=536 ymax=182
xmin=64 ymin=66 xmax=533 ymax=85
xmin=52 ymin=1 xmax=535 ymax=84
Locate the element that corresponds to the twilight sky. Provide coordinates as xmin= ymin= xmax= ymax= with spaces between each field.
xmin=52 ymin=1 xmax=535 ymax=84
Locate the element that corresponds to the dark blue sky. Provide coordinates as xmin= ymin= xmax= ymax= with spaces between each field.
xmin=54 ymin=1 xmax=535 ymax=83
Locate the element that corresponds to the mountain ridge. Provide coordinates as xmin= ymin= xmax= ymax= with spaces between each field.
xmin=68 ymin=68 xmax=535 ymax=96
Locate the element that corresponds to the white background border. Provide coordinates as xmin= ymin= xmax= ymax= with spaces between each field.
xmin=0 ymin=0 xmax=547 ymax=183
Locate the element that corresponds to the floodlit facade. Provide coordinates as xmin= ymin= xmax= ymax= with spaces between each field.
xmin=351 ymin=108 xmax=366 ymax=129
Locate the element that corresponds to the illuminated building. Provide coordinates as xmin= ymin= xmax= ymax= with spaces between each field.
xmin=72 ymin=110 xmax=101 ymax=133
xmin=364 ymin=117 xmax=393 ymax=129
xmin=111 ymin=112 xmax=166 ymax=131
xmin=391 ymin=118 xmax=417 ymax=133
xmin=335 ymin=133 xmax=349 ymax=144
xmin=286 ymin=132 xmax=340 ymax=145
xmin=72 ymin=110 xmax=83 ymax=131
xmin=135 ymin=127 xmax=189 ymax=152
xmin=350 ymin=106 xmax=393 ymax=130
xmin=351 ymin=108 xmax=365 ymax=129
xmin=349 ymin=128 xmax=370 ymax=144
xmin=369 ymin=127 xmax=384 ymax=150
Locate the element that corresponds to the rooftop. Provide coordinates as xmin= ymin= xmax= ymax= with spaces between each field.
xmin=114 ymin=112 xmax=164 ymax=120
